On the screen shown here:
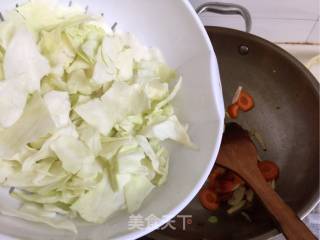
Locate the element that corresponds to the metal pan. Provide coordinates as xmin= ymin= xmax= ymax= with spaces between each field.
xmin=144 ymin=3 xmax=319 ymax=240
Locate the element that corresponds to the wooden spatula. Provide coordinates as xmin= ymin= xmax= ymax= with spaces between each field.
xmin=216 ymin=122 xmax=317 ymax=240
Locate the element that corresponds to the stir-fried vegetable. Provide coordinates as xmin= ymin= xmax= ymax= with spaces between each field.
xmin=199 ymin=122 xmax=279 ymax=215
xmin=199 ymin=159 xmax=279 ymax=215
xmin=258 ymin=161 xmax=280 ymax=181
xmin=0 ymin=0 xmax=193 ymax=233
xmin=208 ymin=215 xmax=218 ymax=224
xmin=237 ymin=90 xmax=255 ymax=112
xmin=199 ymin=188 xmax=219 ymax=210
xmin=227 ymin=103 xmax=240 ymax=119
xmin=227 ymin=86 xmax=255 ymax=119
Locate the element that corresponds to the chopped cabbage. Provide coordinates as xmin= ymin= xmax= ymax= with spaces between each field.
xmin=142 ymin=115 xmax=195 ymax=148
xmin=43 ymin=91 xmax=71 ymax=128
xmin=0 ymin=0 xmax=194 ymax=233
xmin=50 ymin=135 xmax=95 ymax=174
xmin=4 ymin=26 xmax=50 ymax=93
xmin=70 ymin=175 xmax=125 ymax=224
xmin=75 ymin=82 xmax=149 ymax=135
xmin=0 ymin=25 xmax=50 ymax=128
xmin=125 ymin=175 xmax=155 ymax=213
xmin=0 ymin=76 xmax=28 ymax=128
xmin=0 ymin=93 xmax=55 ymax=159
xmin=136 ymin=135 xmax=160 ymax=173
xmin=77 ymin=123 xmax=102 ymax=156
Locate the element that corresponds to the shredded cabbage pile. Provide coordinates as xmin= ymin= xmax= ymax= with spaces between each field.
xmin=0 ymin=0 xmax=194 ymax=233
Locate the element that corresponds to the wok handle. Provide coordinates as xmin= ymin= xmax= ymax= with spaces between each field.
xmin=196 ymin=2 xmax=252 ymax=32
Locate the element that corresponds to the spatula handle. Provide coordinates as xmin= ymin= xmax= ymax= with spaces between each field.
xmin=243 ymin=169 xmax=317 ymax=240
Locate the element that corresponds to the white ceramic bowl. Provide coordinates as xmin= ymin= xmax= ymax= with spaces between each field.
xmin=0 ymin=0 xmax=225 ymax=239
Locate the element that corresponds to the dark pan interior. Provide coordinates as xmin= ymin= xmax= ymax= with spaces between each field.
xmin=208 ymin=26 xmax=319 ymax=217
xmin=145 ymin=27 xmax=319 ymax=240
